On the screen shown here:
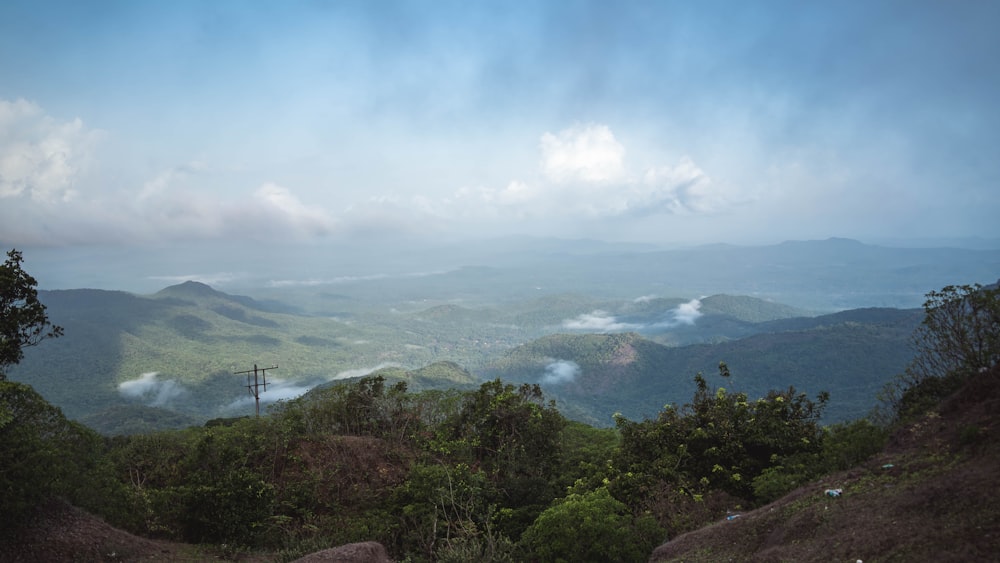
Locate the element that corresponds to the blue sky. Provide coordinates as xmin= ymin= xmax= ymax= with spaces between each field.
xmin=2 ymin=0 xmax=998 ymax=251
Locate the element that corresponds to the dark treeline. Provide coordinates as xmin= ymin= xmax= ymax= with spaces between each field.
xmin=1 ymin=371 xmax=885 ymax=562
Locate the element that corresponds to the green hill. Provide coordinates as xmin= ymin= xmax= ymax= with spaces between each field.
xmin=483 ymin=307 xmax=922 ymax=425
xmin=8 ymin=280 xmax=919 ymax=431
xmin=650 ymin=367 xmax=1000 ymax=562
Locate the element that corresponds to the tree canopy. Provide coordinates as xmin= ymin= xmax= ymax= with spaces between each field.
xmin=878 ymin=283 xmax=1000 ymax=423
xmin=0 ymin=249 xmax=62 ymax=379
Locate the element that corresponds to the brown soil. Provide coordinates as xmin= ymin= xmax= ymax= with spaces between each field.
xmin=649 ymin=368 xmax=1000 ymax=562
xmin=0 ymin=498 xmax=210 ymax=562
xmin=0 ymin=499 xmax=393 ymax=562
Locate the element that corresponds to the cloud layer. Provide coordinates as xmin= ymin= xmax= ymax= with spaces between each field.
xmin=1 ymin=107 xmax=722 ymax=246
xmin=2 ymin=1 xmax=997 ymax=248
xmin=118 ymin=372 xmax=187 ymax=407
xmin=562 ymin=298 xmax=703 ymax=333
xmin=0 ymin=98 xmax=101 ymax=203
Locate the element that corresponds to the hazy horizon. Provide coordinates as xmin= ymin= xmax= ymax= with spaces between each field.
xmin=2 ymin=2 xmax=998 ymax=291
xmin=13 ymin=235 xmax=999 ymax=305
xmin=0 ymin=0 xmax=1000 ymax=298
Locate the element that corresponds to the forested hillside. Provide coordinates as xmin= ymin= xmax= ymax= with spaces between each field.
xmin=2 ymin=281 xmax=998 ymax=561
xmin=7 ymin=279 xmax=920 ymax=431
xmin=484 ymin=307 xmax=921 ymax=425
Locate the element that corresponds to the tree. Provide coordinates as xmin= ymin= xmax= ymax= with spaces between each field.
xmin=519 ymin=487 xmax=663 ymax=563
xmin=1 ymin=249 xmax=63 ymax=379
xmin=0 ymin=381 xmax=117 ymax=530
xmin=877 ymin=283 xmax=1000 ymax=423
xmin=609 ymin=364 xmax=828 ymax=536
xmin=910 ymin=284 xmax=1000 ymax=380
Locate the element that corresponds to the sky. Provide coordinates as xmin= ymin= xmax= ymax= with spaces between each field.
xmin=2 ymin=0 xmax=999 ymax=259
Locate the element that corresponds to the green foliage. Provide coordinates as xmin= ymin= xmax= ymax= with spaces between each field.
xmin=0 ymin=249 xmax=63 ymax=378
xmin=820 ymin=418 xmax=888 ymax=471
xmin=2 ymin=358 xmax=906 ymax=560
xmin=519 ymin=487 xmax=664 ymax=563
xmin=553 ymin=420 xmax=619 ymax=493
xmin=389 ymin=462 xmax=498 ymax=560
xmin=913 ymin=284 xmax=1000 ymax=379
xmin=443 ymin=379 xmax=565 ymax=483
xmin=878 ymin=284 xmax=1000 ymax=424
xmin=609 ymin=364 xmax=827 ymax=535
xmin=277 ymin=375 xmax=421 ymax=442
xmin=0 ymin=381 xmax=121 ymax=530
xmin=698 ymin=294 xmax=810 ymax=322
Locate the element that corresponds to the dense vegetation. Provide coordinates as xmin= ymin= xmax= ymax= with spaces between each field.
xmin=3 ymin=244 xmax=997 ymax=560
xmin=1 ymin=249 xmax=63 ymax=378
xmin=2 ymin=364 xmax=894 ymax=561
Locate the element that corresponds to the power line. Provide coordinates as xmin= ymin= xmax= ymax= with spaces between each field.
xmin=233 ymin=363 xmax=278 ymax=417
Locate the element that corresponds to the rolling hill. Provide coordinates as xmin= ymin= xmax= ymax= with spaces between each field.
xmin=649 ymin=366 xmax=1000 ymax=561
xmin=482 ymin=307 xmax=922 ymax=425
xmin=8 ymin=273 xmax=922 ymax=432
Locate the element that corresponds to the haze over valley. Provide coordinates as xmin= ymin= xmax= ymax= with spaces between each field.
xmin=8 ymin=237 xmax=996 ymax=432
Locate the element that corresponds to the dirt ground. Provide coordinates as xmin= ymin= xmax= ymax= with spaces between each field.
xmin=0 ymin=499 xmax=393 ymax=563
xmin=650 ymin=369 xmax=1000 ymax=562
xmin=0 ymin=499 xmax=209 ymax=562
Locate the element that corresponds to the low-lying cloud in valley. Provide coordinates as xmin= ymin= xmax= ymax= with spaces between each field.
xmin=541 ymin=360 xmax=581 ymax=385
xmin=661 ymin=298 xmax=703 ymax=327
xmin=562 ymin=310 xmax=640 ymax=332
xmin=224 ymin=377 xmax=322 ymax=413
xmin=118 ymin=372 xmax=187 ymax=407
xmin=562 ymin=298 xmax=703 ymax=333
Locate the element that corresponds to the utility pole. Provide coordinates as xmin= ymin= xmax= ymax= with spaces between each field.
xmin=234 ymin=363 xmax=278 ymax=416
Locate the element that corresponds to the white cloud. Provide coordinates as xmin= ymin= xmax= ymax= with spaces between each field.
xmin=541 ymin=359 xmax=580 ymax=385
xmin=252 ymin=182 xmax=337 ymax=236
xmin=440 ymin=124 xmax=722 ymax=226
xmin=118 ymin=372 xmax=187 ymax=406
xmin=130 ymin=175 xmax=337 ymax=242
xmin=563 ymin=298 xmax=704 ymax=333
xmin=0 ymin=100 xmax=723 ymax=246
xmin=672 ymin=298 xmax=703 ymax=325
xmin=0 ymin=98 xmax=102 ymax=203
xmin=635 ymin=156 xmax=715 ymax=215
xmin=540 ymin=123 xmax=627 ymax=184
xmin=562 ymin=310 xmax=639 ymax=332
xmin=649 ymin=298 xmax=704 ymax=329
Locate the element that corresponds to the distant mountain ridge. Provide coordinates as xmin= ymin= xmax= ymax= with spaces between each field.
xmin=21 ymin=237 xmax=1000 ymax=310
xmin=5 ymin=245 xmax=943 ymax=432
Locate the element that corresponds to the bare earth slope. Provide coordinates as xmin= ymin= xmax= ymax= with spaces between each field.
xmin=1 ymin=501 xmax=391 ymax=562
xmin=0 ymin=499 xmax=202 ymax=562
xmin=650 ymin=368 xmax=1000 ymax=562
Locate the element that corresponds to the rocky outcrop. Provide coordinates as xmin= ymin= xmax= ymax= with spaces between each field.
xmin=291 ymin=541 xmax=393 ymax=563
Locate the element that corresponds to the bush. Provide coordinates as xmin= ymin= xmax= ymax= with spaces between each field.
xmin=519 ymin=487 xmax=664 ymax=563
xmin=0 ymin=381 xmax=118 ymax=530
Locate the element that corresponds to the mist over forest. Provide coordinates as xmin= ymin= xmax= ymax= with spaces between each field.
xmin=8 ymin=236 xmax=998 ymax=430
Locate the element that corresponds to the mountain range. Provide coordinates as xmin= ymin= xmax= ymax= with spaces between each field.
xmin=8 ymin=238 xmax=996 ymax=432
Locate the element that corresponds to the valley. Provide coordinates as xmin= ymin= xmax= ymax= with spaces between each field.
xmin=10 ymin=237 xmax=987 ymax=433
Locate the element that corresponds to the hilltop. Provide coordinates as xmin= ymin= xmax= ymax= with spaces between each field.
xmin=650 ymin=365 xmax=1000 ymax=562
xmin=483 ymin=305 xmax=921 ymax=425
